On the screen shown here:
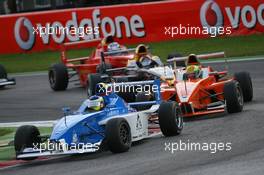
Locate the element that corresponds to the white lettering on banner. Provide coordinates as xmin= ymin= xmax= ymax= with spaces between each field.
xmin=200 ymin=0 xmax=264 ymax=33
xmin=14 ymin=9 xmax=146 ymax=50
xmin=200 ymin=0 xmax=223 ymax=35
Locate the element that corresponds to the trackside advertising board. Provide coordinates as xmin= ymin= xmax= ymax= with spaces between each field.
xmin=0 ymin=0 xmax=263 ymax=54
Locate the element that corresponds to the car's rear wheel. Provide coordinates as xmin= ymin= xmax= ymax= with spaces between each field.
xmin=224 ymin=81 xmax=244 ymax=113
xmin=167 ymin=53 xmax=185 ymax=67
xmin=106 ymin=118 xmax=131 ymax=153
xmin=0 ymin=64 xmax=8 ymax=88
xmin=0 ymin=64 xmax=7 ymax=79
xmin=87 ymin=73 xmax=102 ymax=97
xmin=158 ymin=101 xmax=183 ymax=136
xmin=14 ymin=125 xmax=41 ymax=160
xmin=49 ymin=63 xmax=69 ymax=91
xmin=234 ymin=72 xmax=253 ymax=102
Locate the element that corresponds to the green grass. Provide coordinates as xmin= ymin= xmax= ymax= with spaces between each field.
xmin=0 ymin=34 xmax=264 ymax=73
xmin=0 ymin=127 xmax=52 ymax=161
xmin=0 ymin=147 xmax=15 ymax=161
xmin=0 ymin=128 xmax=13 ymax=137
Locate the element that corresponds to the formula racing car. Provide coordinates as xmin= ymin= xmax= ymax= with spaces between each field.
xmin=48 ymin=35 xmax=134 ymax=91
xmin=14 ymin=80 xmax=183 ymax=160
xmin=162 ymin=52 xmax=253 ymax=116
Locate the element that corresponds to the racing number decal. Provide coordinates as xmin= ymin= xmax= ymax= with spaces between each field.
xmin=136 ymin=114 xmax=143 ymax=130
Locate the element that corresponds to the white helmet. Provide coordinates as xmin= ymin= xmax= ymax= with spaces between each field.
xmin=107 ymin=42 xmax=121 ymax=52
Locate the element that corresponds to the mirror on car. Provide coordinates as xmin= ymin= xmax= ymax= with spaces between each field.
xmin=62 ymin=107 xmax=71 ymax=116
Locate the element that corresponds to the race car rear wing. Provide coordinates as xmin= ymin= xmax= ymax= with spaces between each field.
xmin=167 ymin=52 xmax=225 ymax=63
xmin=60 ymin=38 xmax=101 ymax=64
xmin=167 ymin=51 xmax=227 ymax=71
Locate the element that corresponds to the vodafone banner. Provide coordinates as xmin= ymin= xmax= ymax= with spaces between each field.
xmin=0 ymin=0 xmax=263 ymax=54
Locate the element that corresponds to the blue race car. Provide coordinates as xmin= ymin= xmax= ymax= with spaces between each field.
xmin=14 ymin=80 xmax=183 ymax=160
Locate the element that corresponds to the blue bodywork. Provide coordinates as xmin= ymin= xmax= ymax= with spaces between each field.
xmin=49 ymin=80 xmax=161 ymax=148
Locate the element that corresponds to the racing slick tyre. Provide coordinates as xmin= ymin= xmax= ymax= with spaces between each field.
xmin=224 ymin=81 xmax=244 ymax=113
xmin=167 ymin=53 xmax=185 ymax=67
xmin=0 ymin=64 xmax=8 ymax=88
xmin=0 ymin=64 xmax=7 ymax=79
xmin=234 ymin=72 xmax=253 ymax=102
xmin=49 ymin=63 xmax=69 ymax=91
xmin=135 ymin=92 xmax=153 ymax=111
xmin=96 ymin=63 xmax=112 ymax=74
xmin=14 ymin=125 xmax=41 ymax=160
xmin=87 ymin=73 xmax=102 ymax=96
xmin=158 ymin=102 xmax=183 ymax=136
xmin=106 ymin=118 xmax=131 ymax=153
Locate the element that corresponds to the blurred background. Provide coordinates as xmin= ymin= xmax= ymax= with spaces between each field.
xmin=0 ymin=0 xmax=162 ymax=14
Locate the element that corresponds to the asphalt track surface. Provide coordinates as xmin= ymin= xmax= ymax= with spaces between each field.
xmin=1 ymin=59 xmax=264 ymax=175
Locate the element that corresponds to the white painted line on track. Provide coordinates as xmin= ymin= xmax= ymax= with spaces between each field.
xmin=0 ymin=120 xmax=55 ymax=127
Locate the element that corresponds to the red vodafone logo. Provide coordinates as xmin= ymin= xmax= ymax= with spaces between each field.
xmin=200 ymin=0 xmax=264 ymax=30
xmin=14 ymin=17 xmax=35 ymax=50
xmin=200 ymin=0 xmax=223 ymax=31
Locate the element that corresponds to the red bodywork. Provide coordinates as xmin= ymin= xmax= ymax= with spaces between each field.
xmin=160 ymin=66 xmax=233 ymax=117
xmin=60 ymin=40 xmax=134 ymax=87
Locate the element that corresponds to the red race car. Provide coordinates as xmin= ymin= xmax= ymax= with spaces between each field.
xmin=48 ymin=36 xmax=134 ymax=91
xmin=141 ymin=52 xmax=253 ymax=117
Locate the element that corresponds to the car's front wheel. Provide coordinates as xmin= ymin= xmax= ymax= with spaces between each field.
xmin=106 ymin=118 xmax=131 ymax=153
xmin=234 ymin=72 xmax=253 ymax=102
xmin=158 ymin=101 xmax=183 ymax=136
xmin=0 ymin=64 xmax=7 ymax=79
xmin=224 ymin=81 xmax=244 ymax=113
xmin=14 ymin=125 xmax=41 ymax=160
xmin=49 ymin=63 xmax=69 ymax=91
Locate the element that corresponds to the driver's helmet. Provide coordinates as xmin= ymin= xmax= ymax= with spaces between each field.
xmin=186 ymin=65 xmax=200 ymax=74
xmin=186 ymin=54 xmax=200 ymax=66
xmin=135 ymin=44 xmax=148 ymax=62
xmin=95 ymin=83 xmax=109 ymax=96
xmin=107 ymin=42 xmax=121 ymax=52
xmin=86 ymin=95 xmax=105 ymax=111
xmin=186 ymin=65 xmax=201 ymax=79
